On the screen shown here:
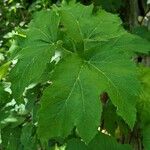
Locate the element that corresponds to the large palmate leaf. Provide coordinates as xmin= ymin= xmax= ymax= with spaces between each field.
xmin=9 ymin=10 xmax=60 ymax=100
xmin=10 ymin=3 xmax=150 ymax=101
xmin=38 ymin=40 xmax=139 ymax=142
xmin=8 ymin=2 xmax=150 ymax=144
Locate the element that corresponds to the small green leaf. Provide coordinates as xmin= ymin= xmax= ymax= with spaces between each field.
xmin=0 ymin=62 xmax=11 ymax=80
xmin=21 ymin=123 xmax=36 ymax=150
xmin=0 ymin=83 xmax=9 ymax=105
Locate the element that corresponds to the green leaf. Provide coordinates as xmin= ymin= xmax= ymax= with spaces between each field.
xmin=59 ymin=9 xmax=84 ymax=55
xmin=8 ymin=2 xmax=147 ymax=144
xmin=88 ymin=133 xmax=133 ymax=150
xmin=60 ymin=3 xmax=124 ymax=42
xmin=1 ymin=126 xmax=22 ymax=150
xmin=9 ymin=10 xmax=60 ymax=100
xmin=38 ymin=54 xmax=102 ymax=143
xmin=37 ymin=4 xmax=142 ymax=143
xmin=137 ymin=67 xmax=150 ymax=150
xmin=21 ymin=123 xmax=36 ymax=150
xmin=0 ymin=62 xmax=11 ymax=80
xmin=66 ymin=138 xmax=87 ymax=150
xmin=87 ymin=41 xmax=140 ymax=129
xmin=0 ymin=83 xmax=9 ymax=105
xmin=132 ymin=26 xmax=150 ymax=42
xmin=97 ymin=0 xmax=124 ymax=12
xmin=38 ymin=43 xmax=139 ymax=142
xmin=61 ymin=3 xmax=150 ymax=54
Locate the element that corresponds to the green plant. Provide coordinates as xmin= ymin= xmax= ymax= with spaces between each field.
xmin=0 ymin=2 xmax=150 ymax=150
xmin=0 ymin=0 xmax=59 ymax=63
xmin=94 ymin=0 xmax=124 ymax=12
